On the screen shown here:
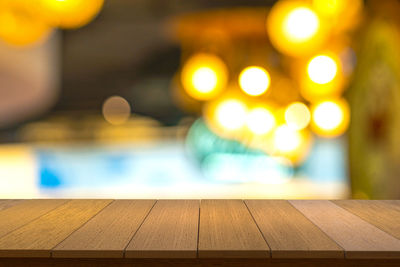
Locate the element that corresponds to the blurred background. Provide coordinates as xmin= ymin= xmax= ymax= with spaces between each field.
xmin=0 ymin=0 xmax=399 ymax=199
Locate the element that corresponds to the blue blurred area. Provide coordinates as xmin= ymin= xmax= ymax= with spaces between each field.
xmin=299 ymin=137 xmax=348 ymax=183
xmin=36 ymin=120 xmax=347 ymax=190
xmin=37 ymin=144 xmax=203 ymax=189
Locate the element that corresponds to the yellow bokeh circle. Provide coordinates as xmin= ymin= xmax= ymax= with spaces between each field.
xmin=267 ymin=0 xmax=327 ymax=57
xmin=246 ymin=106 xmax=276 ymax=135
xmin=311 ymin=98 xmax=350 ymax=137
xmin=300 ymin=52 xmax=344 ymax=101
xmin=181 ymin=53 xmax=228 ymax=101
xmin=239 ymin=66 xmax=271 ymax=96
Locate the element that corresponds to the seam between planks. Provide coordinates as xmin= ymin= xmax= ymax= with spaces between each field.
xmin=0 ymin=199 xmax=72 ymax=240
xmin=197 ymin=200 xmax=201 ymax=258
xmin=49 ymin=199 xmax=115 ymax=257
xmin=122 ymin=200 xmax=158 ymax=258
xmin=330 ymin=200 xmax=400 ymax=241
xmin=243 ymin=199 xmax=272 ymax=258
xmin=287 ymin=200 xmax=346 ymax=258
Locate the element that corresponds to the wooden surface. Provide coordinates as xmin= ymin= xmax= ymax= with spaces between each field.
xmin=0 ymin=200 xmax=23 ymax=212
xmin=198 ymin=199 xmax=270 ymax=258
xmin=125 ymin=200 xmax=199 ymax=258
xmin=290 ymin=200 xmax=400 ymax=259
xmin=245 ymin=200 xmax=343 ymax=258
xmin=0 ymin=199 xmax=112 ymax=257
xmin=0 ymin=199 xmax=398 ymax=264
xmin=333 ymin=200 xmax=400 ymax=239
xmin=53 ymin=200 xmax=155 ymax=258
xmin=0 ymin=199 xmax=68 ymax=239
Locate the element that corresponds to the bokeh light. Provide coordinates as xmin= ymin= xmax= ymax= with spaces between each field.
xmin=300 ymin=52 xmax=344 ymax=101
xmin=283 ymin=7 xmax=319 ymax=42
xmin=273 ymin=125 xmax=302 ymax=153
xmin=284 ymin=102 xmax=311 ymax=130
xmin=39 ymin=0 xmax=104 ymax=29
xmin=181 ymin=53 xmax=228 ymax=100
xmin=272 ymin=124 xmax=312 ymax=165
xmin=246 ymin=106 xmax=276 ymax=135
xmin=192 ymin=67 xmax=218 ymax=93
xmin=215 ymin=99 xmax=247 ymax=131
xmin=307 ymin=54 xmax=338 ymax=84
xmin=102 ymin=96 xmax=131 ymax=125
xmin=0 ymin=1 xmax=51 ymax=46
xmin=239 ymin=66 xmax=271 ymax=96
xmin=311 ymin=99 xmax=349 ymax=137
xmin=267 ymin=0 xmax=326 ymax=56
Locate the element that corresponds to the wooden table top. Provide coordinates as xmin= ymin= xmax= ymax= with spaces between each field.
xmin=0 ymin=199 xmax=399 ymax=261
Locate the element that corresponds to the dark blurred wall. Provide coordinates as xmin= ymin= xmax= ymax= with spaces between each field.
xmin=56 ymin=0 xmax=274 ymax=125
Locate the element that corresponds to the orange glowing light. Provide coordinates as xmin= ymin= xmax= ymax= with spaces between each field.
xmin=181 ymin=53 xmax=228 ymax=101
xmin=246 ymin=106 xmax=276 ymax=135
xmin=239 ymin=66 xmax=271 ymax=96
xmin=215 ymin=99 xmax=247 ymax=131
xmin=0 ymin=1 xmax=51 ymax=46
xmin=311 ymin=98 xmax=349 ymax=137
xmin=267 ymin=0 xmax=326 ymax=57
xmin=39 ymin=0 xmax=104 ymax=29
xmin=300 ymin=52 xmax=344 ymax=101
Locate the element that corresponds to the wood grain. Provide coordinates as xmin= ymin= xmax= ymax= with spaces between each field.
xmin=0 ymin=199 xmax=112 ymax=257
xmin=333 ymin=200 xmax=400 ymax=240
xmin=1 ymin=258 xmax=400 ymax=267
xmin=0 ymin=200 xmax=24 ymax=212
xmin=53 ymin=200 xmax=155 ymax=258
xmin=0 ymin=199 xmax=68 ymax=238
xmin=290 ymin=200 xmax=400 ymax=259
xmin=245 ymin=200 xmax=343 ymax=258
xmin=198 ymin=200 xmax=269 ymax=258
xmin=125 ymin=200 xmax=199 ymax=258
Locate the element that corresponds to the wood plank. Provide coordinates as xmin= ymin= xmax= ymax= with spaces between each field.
xmin=53 ymin=200 xmax=155 ymax=258
xmin=0 ymin=200 xmax=24 ymax=212
xmin=125 ymin=200 xmax=199 ymax=258
xmin=198 ymin=199 xmax=270 ymax=258
xmin=290 ymin=200 xmax=400 ymax=259
xmin=333 ymin=200 xmax=400 ymax=240
xmin=245 ymin=200 xmax=343 ymax=258
xmin=0 ymin=199 xmax=68 ymax=238
xmin=1 ymin=258 xmax=400 ymax=267
xmin=0 ymin=199 xmax=112 ymax=257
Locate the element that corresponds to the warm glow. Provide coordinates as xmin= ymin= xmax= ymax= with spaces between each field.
xmin=0 ymin=2 xmax=51 ymax=46
xmin=307 ymin=55 xmax=338 ymax=84
xmin=246 ymin=107 xmax=276 ymax=135
xmin=216 ymin=99 xmax=247 ymax=131
xmin=300 ymin=53 xmax=343 ymax=101
xmin=181 ymin=53 xmax=228 ymax=100
xmin=192 ymin=67 xmax=218 ymax=93
xmin=285 ymin=102 xmax=311 ymax=130
xmin=39 ymin=0 xmax=104 ymax=29
xmin=267 ymin=1 xmax=324 ymax=56
xmin=313 ymin=0 xmax=344 ymax=17
xmin=102 ymin=96 xmax=131 ymax=125
xmin=311 ymin=99 xmax=349 ymax=137
xmin=312 ymin=0 xmax=363 ymax=33
xmin=273 ymin=125 xmax=302 ymax=153
xmin=239 ymin=66 xmax=271 ymax=96
xmin=283 ymin=7 xmax=319 ymax=42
